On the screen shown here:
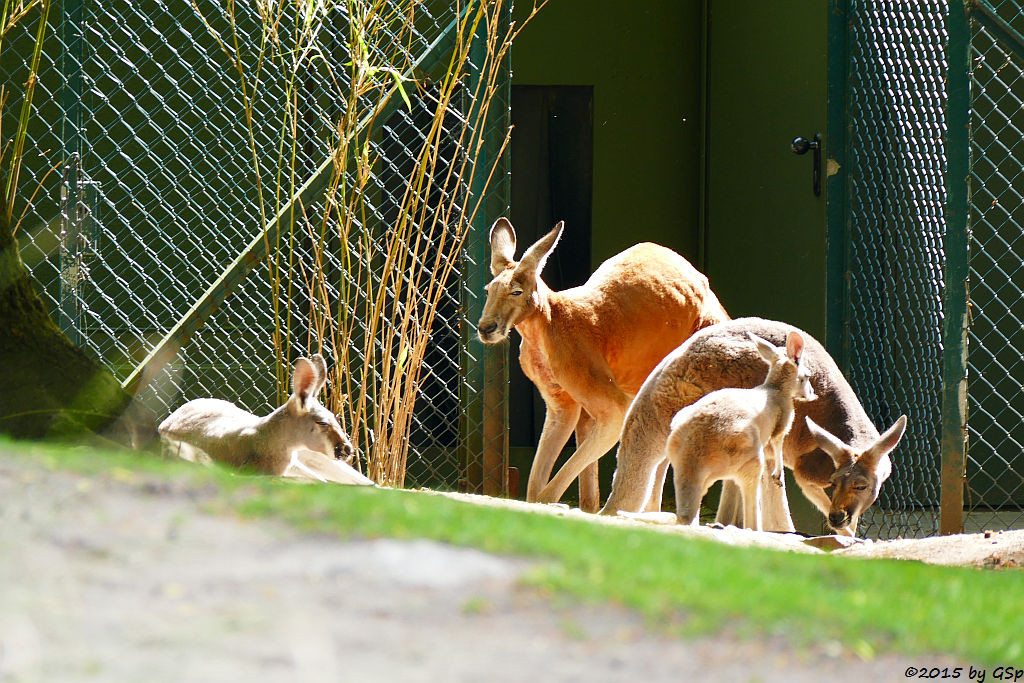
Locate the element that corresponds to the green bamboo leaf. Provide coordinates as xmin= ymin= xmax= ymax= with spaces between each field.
xmin=392 ymin=71 xmax=412 ymax=110
xmin=356 ymin=32 xmax=368 ymax=61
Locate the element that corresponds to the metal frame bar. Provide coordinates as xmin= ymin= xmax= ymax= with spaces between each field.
xmin=825 ymin=0 xmax=850 ymax=370
xmin=697 ymin=0 xmax=711 ymax=272
xmin=969 ymin=0 xmax=1024 ymax=61
xmin=59 ymin=0 xmax=84 ymax=344
xmin=939 ymin=0 xmax=971 ymax=536
xmin=122 ymin=11 xmax=467 ymax=394
xmin=481 ymin=2 xmax=511 ymax=497
xmin=461 ymin=2 xmax=510 ymax=496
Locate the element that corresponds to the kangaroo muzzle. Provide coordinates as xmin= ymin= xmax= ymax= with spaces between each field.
xmin=334 ymin=440 xmax=355 ymax=463
xmin=477 ymin=320 xmax=505 ymax=343
xmin=828 ymin=510 xmax=850 ymax=529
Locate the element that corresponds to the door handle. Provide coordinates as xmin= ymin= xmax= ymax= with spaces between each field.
xmin=790 ymin=133 xmax=821 ymax=197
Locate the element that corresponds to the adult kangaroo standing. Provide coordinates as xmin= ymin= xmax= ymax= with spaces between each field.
xmin=476 ymin=217 xmax=728 ymax=511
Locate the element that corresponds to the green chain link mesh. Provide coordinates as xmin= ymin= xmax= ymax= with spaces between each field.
xmin=9 ymin=0 xmax=1024 ymax=522
xmin=844 ymin=1 xmax=947 ymax=538
xmin=843 ymin=0 xmax=1024 ymax=536
xmin=966 ymin=0 xmax=1024 ymax=531
xmin=2 ymin=1 xmax=510 ymax=492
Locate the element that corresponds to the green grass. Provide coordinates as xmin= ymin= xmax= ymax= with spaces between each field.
xmin=4 ymin=437 xmax=1022 ymax=665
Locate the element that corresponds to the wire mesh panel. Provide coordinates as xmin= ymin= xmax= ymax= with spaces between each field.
xmin=966 ymin=0 xmax=1024 ymax=532
xmin=843 ymin=1 xmax=949 ymax=538
xmin=2 ymin=1 xmax=511 ymax=492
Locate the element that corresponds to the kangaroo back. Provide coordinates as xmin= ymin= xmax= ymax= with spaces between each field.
xmin=158 ymin=398 xmax=260 ymax=469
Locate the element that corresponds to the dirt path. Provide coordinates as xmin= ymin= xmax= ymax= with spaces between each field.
xmin=0 ymin=454 xmax=958 ymax=682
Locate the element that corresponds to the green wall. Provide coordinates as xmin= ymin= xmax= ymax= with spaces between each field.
xmin=511 ymin=0 xmax=704 ymax=268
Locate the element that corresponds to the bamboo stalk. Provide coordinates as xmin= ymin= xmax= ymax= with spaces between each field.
xmin=199 ymin=0 xmax=540 ymax=486
xmin=3 ymin=0 xmax=50 ymax=223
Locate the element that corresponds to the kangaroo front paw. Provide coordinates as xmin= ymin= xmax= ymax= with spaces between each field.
xmin=765 ymin=462 xmax=784 ymax=488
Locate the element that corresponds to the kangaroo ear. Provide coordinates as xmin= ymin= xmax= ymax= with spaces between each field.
xmin=291 ymin=357 xmax=318 ymax=412
xmin=516 ymin=221 xmax=563 ymax=278
xmin=785 ymin=331 xmax=804 ymax=362
xmin=805 ymin=416 xmax=854 ymax=469
xmin=859 ymin=415 xmax=908 ymax=469
xmin=489 ymin=218 xmax=517 ymax=276
xmin=748 ymin=332 xmax=779 ymax=365
xmin=310 ymin=353 xmax=328 ymax=395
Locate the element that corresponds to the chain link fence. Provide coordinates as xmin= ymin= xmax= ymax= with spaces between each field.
xmin=840 ymin=0 xmax=1024 ymax=537
xmin=3 ymin=0 xmax=511 ymax=492
xmin=8 ymin=0 xmax=1024 ymax=524
xmin=966 ymin=0 xmax=1024 ymax=532
xmin=842 ymin=0 xmax=948 ymax=538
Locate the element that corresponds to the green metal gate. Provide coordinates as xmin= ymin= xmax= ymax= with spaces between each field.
xmin=2 ymin=0 xmax=511 ymax=492
xmin=833 ymin=0 xmax=1024 ymax=537
xmin=834 ymin=0 xmax=951 ymax=538
xmin=965 ymin=0 xmax=1024 ymax=532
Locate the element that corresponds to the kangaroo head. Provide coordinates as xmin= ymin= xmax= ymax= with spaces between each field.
xmin=805 ymin=414 xmax=908 ymax=536
xmin=286 ymin=353 xmax=356 ymax=463
xmin=477 ymin=217 xmax=563 ymax=344
xmin=748 ymin=331 xmax=817 ymax=402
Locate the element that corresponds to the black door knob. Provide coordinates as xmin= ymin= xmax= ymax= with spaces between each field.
xmin=791 ymin=136 xmax=820 ymax=155
xmin=790 ymin=133 xmax=822 ymax=196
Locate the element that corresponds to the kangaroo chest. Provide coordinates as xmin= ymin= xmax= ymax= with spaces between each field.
xmin=517 ymin=337 xmax=566 ymax=401
xmin=747 ymin=397 xmax=795 ymax=452
xmin=769 ymin=407 xmax=795 ymax=442
xmin=515 ymin=313 xmax=629 ymax=410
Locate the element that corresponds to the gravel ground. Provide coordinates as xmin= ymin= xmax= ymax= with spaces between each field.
xmin=0 ymin=454 xmax=963 ymax=682
xmin=834 ymin=529 xmax=1024 ymax=567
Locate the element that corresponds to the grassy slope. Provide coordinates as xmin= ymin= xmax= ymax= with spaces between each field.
xmin=5 ymin=438 xmax=1021 ymax=665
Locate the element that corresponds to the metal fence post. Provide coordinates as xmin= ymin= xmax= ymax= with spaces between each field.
xmin=825 ymin=0 xmax=849 ymax=369
xmin=482 ymin=2 xmax=511 ymax=498
xmin=940 ymin=0 xmax=971 ymax=535
xmin=461 ymin=1 xmax=510 ymax=496
xmin=59 ymin=0 xmax=84 ymax=344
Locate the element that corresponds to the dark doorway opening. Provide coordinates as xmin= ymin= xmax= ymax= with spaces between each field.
xmin=509 ymin=85 xmax=594 ymax=454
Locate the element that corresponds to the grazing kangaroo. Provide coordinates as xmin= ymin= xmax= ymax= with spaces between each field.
xmin=667 ymin=331 xmax=816 ymax=530
xmin=159 ymin=354 xmax=357 ymax=481
xmin=477 ymin=217 xmax=728 ymax=511
xmin=600 ymin=318 xmax=897 ymax=536
xmin=804 ymin=414 xmax=907 ymax=535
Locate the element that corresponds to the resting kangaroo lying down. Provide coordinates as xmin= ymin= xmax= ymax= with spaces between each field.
xmin=159 ymin=354 xmax=364 ymax=484
xmin=600 ymin=318 xmax=907 ymax=536
xmin=476 ymin=217 xmax=728 ymax=511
